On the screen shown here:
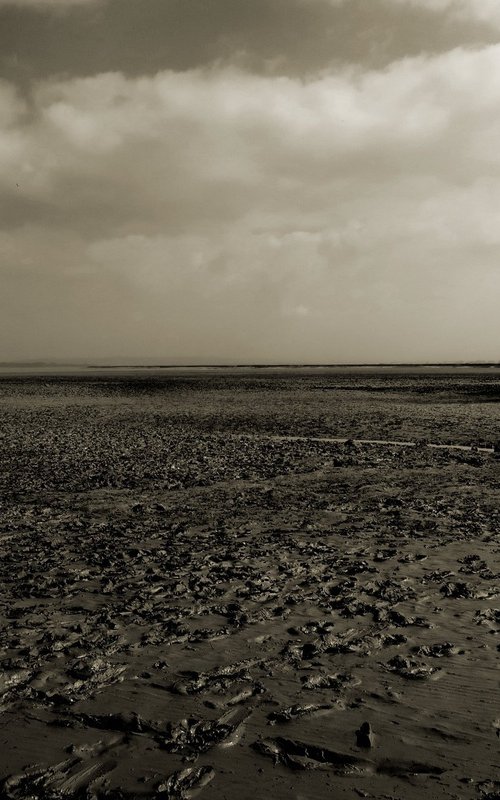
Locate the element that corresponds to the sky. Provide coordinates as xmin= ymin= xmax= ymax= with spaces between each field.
xmin=1 ymin=0 xmax=500 ymax=364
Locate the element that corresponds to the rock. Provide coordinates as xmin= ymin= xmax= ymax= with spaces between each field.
xmin=356 ymin=721 xmax=373 ymax=748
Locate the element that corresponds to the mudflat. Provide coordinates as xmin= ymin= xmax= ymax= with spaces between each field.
xmin=0 ymin=369 xmax=499 ymax=800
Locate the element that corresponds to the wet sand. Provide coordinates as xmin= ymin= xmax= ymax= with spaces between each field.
xmin=0 ymin=371 xmax=499 ymax=799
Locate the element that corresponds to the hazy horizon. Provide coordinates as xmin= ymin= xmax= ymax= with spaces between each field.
xmin=2 ymin=358 xmax=500 ymax=369
xmin=2 ymin=0 xmax=500 ymax=363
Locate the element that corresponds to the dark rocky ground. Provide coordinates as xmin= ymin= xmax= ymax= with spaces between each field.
xmin=0 ymin=370 xmax=499 ymax=799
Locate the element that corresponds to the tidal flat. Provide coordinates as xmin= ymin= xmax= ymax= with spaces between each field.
xmin=0 ymin=368 xmax=499 ymax=800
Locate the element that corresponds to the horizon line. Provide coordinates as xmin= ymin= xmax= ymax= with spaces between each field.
xmin=1 ymin=360 xmax=500 ymax=369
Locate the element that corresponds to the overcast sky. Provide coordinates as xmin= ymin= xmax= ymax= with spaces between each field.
xmin=1 ymin=0 xmax=500 ymax=363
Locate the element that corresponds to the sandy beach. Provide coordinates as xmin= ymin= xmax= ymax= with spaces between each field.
xmin=0 ymin=369 xmax=499 ymax=799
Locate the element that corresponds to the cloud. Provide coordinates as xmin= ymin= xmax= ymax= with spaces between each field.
xmin=2 ymin=45 xmax=500 ymax=360
xmin=386 ymin=0 xmax=500 ymax=30
xmin=321 ymin=0 xmax=500 ymax=33
xmin=0 ymin=0 xmax=98 ymax=6
xmin=5 ymin=44 xmax=499 ymax=232
xmin=1 ymin=0 xmax=496 ymax=89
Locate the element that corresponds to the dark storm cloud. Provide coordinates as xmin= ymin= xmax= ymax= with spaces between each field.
xmin=1 ymin=0 xmax=498 ymax=88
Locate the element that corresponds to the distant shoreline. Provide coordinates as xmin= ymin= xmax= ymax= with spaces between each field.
xmin=1 ymin=362 xmax=500 ymax=378
xmin=1 ymin=362 xmax=500 ymax=370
